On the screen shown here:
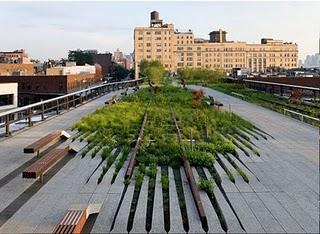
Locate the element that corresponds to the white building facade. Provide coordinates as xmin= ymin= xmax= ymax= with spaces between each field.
xmin=0 ymin=83 xmax=18 ymax=111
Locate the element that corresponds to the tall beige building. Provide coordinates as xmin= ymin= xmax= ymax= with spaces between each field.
xmin=134 ymin=11 xmax=298 ymax=78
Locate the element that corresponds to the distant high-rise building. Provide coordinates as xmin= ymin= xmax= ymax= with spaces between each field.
xmin=134 ymin=11 xmax=298 ymax=78
xmin=113 ymin=48 xmax=124 ymax=63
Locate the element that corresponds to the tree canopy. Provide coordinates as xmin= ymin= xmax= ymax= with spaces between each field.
xmin=139 ymin=59 xmax=165 ymax=86
xmin=68 ymin=50 xmax=94 ymax=65
xmin=177 ymin=67 xmax=226 ymax=84
xmin=113 ymin=64 xmax=130 ymax=80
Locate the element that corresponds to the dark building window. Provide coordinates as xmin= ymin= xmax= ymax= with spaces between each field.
xmin=0 ymin=94 xmax=14 ymax=106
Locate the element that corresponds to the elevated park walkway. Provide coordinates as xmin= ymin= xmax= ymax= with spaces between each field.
xmin=0 ymin=82 xmax=318 ymax=233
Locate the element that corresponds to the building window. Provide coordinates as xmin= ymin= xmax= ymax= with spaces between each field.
xmin=155 ymin=31 xmax=161 ymax=35
xmin=0 ymin=94 xmax=14 ymax=106
xmin=146 ymin=43 xmax=151 ymax=47
xmin=146 ymin=31 xmax=151 ymax=35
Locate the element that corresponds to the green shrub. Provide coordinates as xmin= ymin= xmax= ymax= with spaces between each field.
xmin=185 ymin=150 xmax=215 ymax=167
xmin=147 ymin=163 xmax=157 ymax=178
xmin=135 ymin=170 xmax=144 ymax=188
xmin=161 ymin=175 xmax=169 ymax=190
xmin=197 ymin=177 xmax=214 ymax=195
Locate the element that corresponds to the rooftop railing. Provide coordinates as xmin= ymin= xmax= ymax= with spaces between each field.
xmin=0 ymin=79 xmax=142 ymax=137
xmin=283 ymin=108 xmax=319 ymax=127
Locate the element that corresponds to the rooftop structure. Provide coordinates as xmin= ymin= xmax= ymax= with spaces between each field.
xmin=0 ymin=49 xmax=31 ymax=64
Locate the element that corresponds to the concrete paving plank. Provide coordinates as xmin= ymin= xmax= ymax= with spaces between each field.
xmin=192 ymin=168 xmax=225 ymax=234
xmin=111 ymin=182 xmax=135 ymax=233
xmin=131 ymin=176 xmax=148 ymax=233
xmin=257 ymin=192 xmax=305 ymax=233
xmin=180 ymin=167 xmax=205 ymax=233
xmin=150 ymin=167 xmax=166 ymax=234
xmin=168 ymin=167 xmax=185 ymax=234
xmin=242 ymin=193 xmax=285 ymax=233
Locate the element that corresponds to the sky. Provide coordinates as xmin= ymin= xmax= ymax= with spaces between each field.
xmin=0 ymin=1 xmax=319 ymax=61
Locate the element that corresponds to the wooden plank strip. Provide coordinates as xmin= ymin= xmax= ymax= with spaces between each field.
xmin=24 ymin=131 xmax=62 ymax=153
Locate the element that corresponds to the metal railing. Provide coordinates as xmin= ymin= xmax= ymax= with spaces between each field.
xmin=283 ymin=108 xmax=319 ymax=126
xmin=0 ymin=79 xmax=142 ymax=137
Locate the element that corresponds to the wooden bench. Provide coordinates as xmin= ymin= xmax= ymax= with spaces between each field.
xmin=52 ymin=209 xmax=87 ymax=234
xmin=52 ymin=204 xmax=101 ymax=234
xmin=105 ymin=95 xmax=117 ymax=105
xmin=24 ymin=131 xmax=69 ymax=157
xmin=208 ymin=96 xmax=223 ymax=109
xmin=231 ymin=92 xmax=245 ymax=99
xmin=23 ymin=147 xmax=69 ymax=182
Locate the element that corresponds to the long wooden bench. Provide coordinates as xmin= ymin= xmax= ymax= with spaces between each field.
xmin=52 ymin=204 xmax=101 ymax=234
xmin=105 ymin=95 xmax=117 ymax=105
xmin=22 ymin=147 xmax=69 ymax=182
xmin=52 ymin=209 xmax=87 ymax=234
xmin=208 ymin=96 xmax=223 ymax=109
xmin=24 ymin=131 xmax=69 ymax=156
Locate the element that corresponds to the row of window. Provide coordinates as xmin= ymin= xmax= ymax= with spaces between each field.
xmin=137 ymin=30 xmax=171 ymax=35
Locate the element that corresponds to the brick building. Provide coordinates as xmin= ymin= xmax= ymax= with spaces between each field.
xmin=0 ymin=64 xmax=102 ymax=105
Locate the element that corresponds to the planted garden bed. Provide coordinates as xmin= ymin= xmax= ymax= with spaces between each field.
xmin=72 ymin=84 xmax=266 ymax=232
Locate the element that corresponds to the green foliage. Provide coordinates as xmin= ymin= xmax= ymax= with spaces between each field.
xmin=113 ymin=64 xmax=130 ymax=80
xmin=135 ymin=167 xmax=145 ymax=188
xmin=68 ymin=49 xmax=94 ymax=65
xmin=73 ymin=83 xmax=260 ymax=186
xmin=177 ymin=67 xmax=226 ymax=84
xmin=139 ymin=59 xmax=165 ymax=86
xmin=161 ymin=175 xmax=169 ymax=190
xmin=197 ymin=177 xmax=214 ymax=195
xmin=147 ymin=163 xmax=157 ymax=178
xmin=184 ymin=149 xmax=215 ymax=167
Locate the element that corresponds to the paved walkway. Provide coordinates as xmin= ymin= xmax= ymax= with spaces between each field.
xmin=191 ymin=85 xmax=319 ymax=164
xmin=0 ymin=91 xmax=122 ymax=181
xmin=0 ymin=86 xmax=318 ymax=233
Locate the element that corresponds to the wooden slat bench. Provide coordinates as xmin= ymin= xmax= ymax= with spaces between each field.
xmin=24 ymin=131 xmax=69 ymax=156
xmin=52 ymin=209 xmax=87 ymax=234
xmin=208 ymin=96 xmax=223 ymax=109
xmin=105 ymin=95 xmax=117 ymax=105
xmin=22 ymin=147 xmax=69 ymax=181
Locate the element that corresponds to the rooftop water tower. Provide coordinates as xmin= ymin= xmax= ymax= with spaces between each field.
xmin=150 ymin=11 xmax=163 ymax=27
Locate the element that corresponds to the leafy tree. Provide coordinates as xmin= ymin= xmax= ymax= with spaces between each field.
xmin=139 ymin=59 xmax=165 ymax=87
xmin=68 ymin=50 xmax=94 ymax=65
xmin=113 ymin=65 xmax=130 ymax=80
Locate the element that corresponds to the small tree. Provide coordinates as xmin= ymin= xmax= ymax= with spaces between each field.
xmin=139 ymin=59 xmax=165 ymax=93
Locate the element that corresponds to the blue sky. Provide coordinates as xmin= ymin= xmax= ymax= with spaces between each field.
xmin=0 ymin=1 xmax=319 ymax=61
